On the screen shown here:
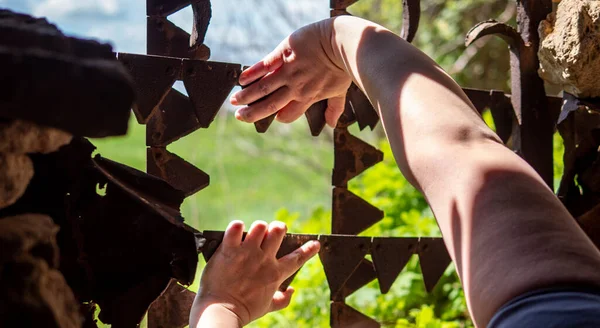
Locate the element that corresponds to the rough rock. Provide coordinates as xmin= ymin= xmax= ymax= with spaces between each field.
xmin=538 ymin=0 xmax=600 ymax=98
xmin=0 ymin=152 xmax=33 ymax=208
xmin=0 ymin=214 xmax=82 ymax=328
xmin=0 ymin=120 xmax=72 ymax=154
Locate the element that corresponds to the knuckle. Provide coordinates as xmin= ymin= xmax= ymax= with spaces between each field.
xmin=267 ymin=102 xmax=279 ymax=114
xmin=258 ymin=82 xmax=269 ymax=96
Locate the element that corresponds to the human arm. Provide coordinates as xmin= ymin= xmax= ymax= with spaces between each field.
xmin=230 ymin=16 xmax=600 ymax=327
xmin=189 ymin=220 xmax=320 ymax=328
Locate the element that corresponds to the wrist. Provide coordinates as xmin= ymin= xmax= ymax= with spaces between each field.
xmin=318 ymin=17 xmax=348 ymax=73
xmin=193 ymin=301 xmax=246 ymax=328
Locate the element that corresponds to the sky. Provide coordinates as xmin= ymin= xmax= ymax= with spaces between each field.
xmin=2 ymin=0 xmax=329 ymax=65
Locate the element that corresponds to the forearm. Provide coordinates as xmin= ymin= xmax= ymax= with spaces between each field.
xmin=327 ymin=16 xmax=499 ymax=187
xmin=326 ymin=16 xmax=600 ymax=327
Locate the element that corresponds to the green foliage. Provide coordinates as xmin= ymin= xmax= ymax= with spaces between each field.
xmin=348 ymin=0 xmax=513 ymax=90
xmin=251 ymin=142 xmax=471 ymax=327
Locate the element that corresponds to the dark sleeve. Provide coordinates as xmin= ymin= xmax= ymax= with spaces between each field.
xmin=488 ymin=287 xmax=600 ymax=328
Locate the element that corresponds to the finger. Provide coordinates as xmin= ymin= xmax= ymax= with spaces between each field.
xmin=325 ymin=96 xmax=346 ymax=128
xmin=236 ymin=87 xmax=292 ymax=123
xmin=231 ymin=72 xmax=286 ymax=106
xmin=243 ymin=220 xmax=269 ymax=248
xmin=238 ymin=48 xmax=285 ymax=86
xmin=260 ymin=221 xmax=287 ymax=257
xmin=278 ymin=240 xmax=320 ymax=278
xmin=222 ymin=220 xmax=245 ymax=249
xmin=269 ymin=287 xmax=294 ymax=312
xmin=275 ymin=101 xmax=310 ymax=124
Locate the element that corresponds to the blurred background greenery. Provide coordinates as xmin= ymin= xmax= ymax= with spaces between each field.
xmin=84 ymin=0 xmax=563 ymax=327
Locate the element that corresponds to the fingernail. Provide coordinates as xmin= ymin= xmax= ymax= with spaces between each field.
xmin=235 ymin=108 xmax=247 ymax=122
xmin=230 ymin=94 xmax=239 ymax=105
xmin=227 ymin=220 xmax=244 ymax=230
xmin=309 ymin=240 xmax=321 ymax=250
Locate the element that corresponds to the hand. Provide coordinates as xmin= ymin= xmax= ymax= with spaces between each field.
xmin=190 ymin=220 xmax=320 ymax=327
xmin=230 ymin=18 xmax=352 ymax=127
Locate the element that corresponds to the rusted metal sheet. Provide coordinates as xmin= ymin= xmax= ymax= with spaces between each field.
xmin=305 ymin=100 xmax=328 ymax=136
xmin=93 ymin=156 xmax=185 ymax=221
xmin=148 ymin=279 xmax=196 ymax=328
xmin=557 ymin=101 xmax=600 ymax=217
xmin=337 ymin=100 xmax=358 ymax=128
xmin=254 ymin=113 xmax=277 ymax=133
xmin=118 ymin=53 xmax=181 ymax=124
xmin=466 ymin=1 xmax=554 ymax=189
xmin=319 ymin=235 xmax=370 ymax=298
xmin=400 ymin=0 xmax=421 ymax=43
xmin=147 ymin=16 xmax=210 ymax=60
xmin=190 ymin=0 xmax=212 ymax=49
xmin=147 ymin=147 xmax=210 ymax=197
xmin=147 ymin=0 xmax=192 ymax=17
xmin=333 ymin=258 xmax=377 ymax=301
xmin=332 ymin=187 xmax=384 ymax=235
xmin=347 ymin=84 xmax=379 ymax=131
xmin=333 ymin=128 xmax=383 ymax=187
xmin=182 ymin=60 xmax=241 ymax=128
xmin=146 ymin=88 xmax=201 ymax=147
xmin=418 ymin=237 xmax=451 ymax=293
xmin=371 ymin=237 xmax=418 ymax=294
xmin=330 ymin=302 xmax=380 ymax=328
xmin=330 ymin=0 xmax=359 ymax=9
xmin=330 ymin=9 xmax=351 ymax=17
xmin=462 ymin=88 xmax=515 ymax=144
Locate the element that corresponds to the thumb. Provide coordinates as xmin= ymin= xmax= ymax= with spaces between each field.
xmin=325 ymin=95 xmax=346 ymax=128
xmin=269 ymin=287 xmax=295 ymax=312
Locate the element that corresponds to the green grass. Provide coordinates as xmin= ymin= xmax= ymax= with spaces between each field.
xmin=91 ymin=111 xmax=338 ymax=232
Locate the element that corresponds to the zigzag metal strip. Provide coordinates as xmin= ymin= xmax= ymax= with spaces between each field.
xmin=418 ymin=237 xmax=452 ymax=293
xmin=332 ymin=187 xmax=384 ymax=235
xmin=147 ymin=16 xmax=210 ymax=60
xmin=319 ymin=234 xmax=371 ymax=298
xmin=371 ymin=237 xmax=418 ymax=294
xmin=182 ymin=60 xmax=241 ymax=127
xmin=347 ymin=83 xmax=379 ymax=130
xmin=332 ymin=128 xmax=383 ymax=187
xmin=146 ymin=88 xmax=201 ymax=147
xmin=118 ymin=53 xmax=181 ymax=123
xmin=330 ymin=302 xmax=380 ymax=328
xmin=147 ymin=0 xmax=194 ymax=17
xmin=333 ymin=258 xmax=377 ymax=301
xmin=147 ymin=147 xmax=210 ymax=196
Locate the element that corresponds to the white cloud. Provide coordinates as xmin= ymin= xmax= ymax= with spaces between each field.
xmin=32 ymin=0 xmax=120 ymax=19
